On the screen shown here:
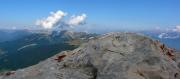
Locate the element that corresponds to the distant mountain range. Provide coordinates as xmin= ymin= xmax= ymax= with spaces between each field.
xmin=141 ymin=30 xmax=180 ymax=51
xmin=0 ymin=29 xmax=32 ymax=43
xmin=0 ymin=29 xmax=97 ymax=71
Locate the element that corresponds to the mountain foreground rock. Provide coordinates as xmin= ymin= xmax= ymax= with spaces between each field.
xmin=0 ymin=33 xmax=180 ymax=79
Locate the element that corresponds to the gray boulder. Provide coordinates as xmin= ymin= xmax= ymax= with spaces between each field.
xmin=1 ymin=33 xmax=180 ymax=79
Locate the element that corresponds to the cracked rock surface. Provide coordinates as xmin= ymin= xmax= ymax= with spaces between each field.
xmin=0 ymin=33 xmax=180 ymax=79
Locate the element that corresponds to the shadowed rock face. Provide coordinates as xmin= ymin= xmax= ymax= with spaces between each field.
xmin=0 ymin=33 xmax=180 ymax=79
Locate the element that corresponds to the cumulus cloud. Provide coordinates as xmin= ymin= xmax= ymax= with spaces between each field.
xmin=68 ymin=14 xmax=87 ymax=27
xmin=36 ymin=10 xmax=67 ymax=29
xmin=173 ymin=26 xmax=180 ymax=32
xmin=35 ymin=10 xmax=87 ymax=30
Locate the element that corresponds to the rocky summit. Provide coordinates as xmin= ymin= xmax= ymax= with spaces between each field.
xmin=0 ymin=33 xmax=180 ymax=79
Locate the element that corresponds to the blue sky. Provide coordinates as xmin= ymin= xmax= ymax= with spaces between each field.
xmin=0 ymin=0 xmax=180 ymax=31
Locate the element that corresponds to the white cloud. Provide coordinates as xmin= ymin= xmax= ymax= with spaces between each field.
xmin=36 ymin=10 xmax=67 ymax=29
xmin=35 ymin=10 xmax=87 ymax=30
xmin=173 ymin=26 xmax=180 ymax=32
xmin=68 ymin=14 xmax=87 ymax=27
